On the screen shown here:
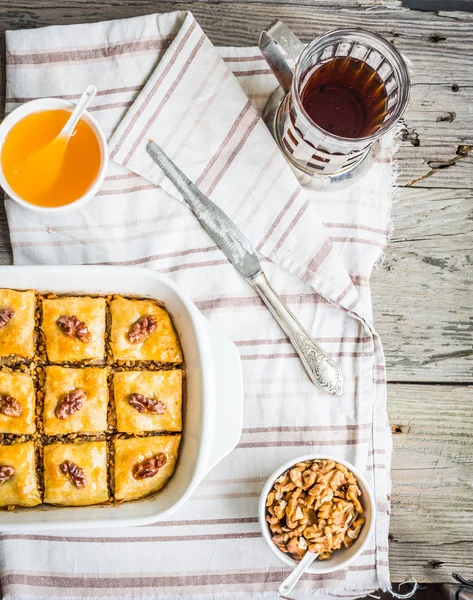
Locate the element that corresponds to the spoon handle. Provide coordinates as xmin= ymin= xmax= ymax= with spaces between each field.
xmin=60 ymin=85 xmax=97 ymax=138
xmin=279 ymin=551 xmax=318 ymax=597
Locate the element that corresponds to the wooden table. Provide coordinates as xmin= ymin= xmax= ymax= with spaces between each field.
xmin=0 ymin=0 xmax=471 ymax=585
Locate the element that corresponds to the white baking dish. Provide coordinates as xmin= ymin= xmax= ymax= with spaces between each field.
xmin=0 ymin=265 xmax=243 ymax=531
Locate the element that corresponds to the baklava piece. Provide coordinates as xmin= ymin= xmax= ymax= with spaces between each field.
xmin=43 ymin=366 xmax=108 ymax=435
xmin=0 ymin=289 xmax=35 ymax=361
xmin=114 ymin=435 xmax=180 ymax=502
xmin=43 ymin=441 xmax=108 ymax=506
xmin=41 ymin=296 xmax=106 ymax=364
xmin=110 ymin=297 xmax=182 ymax=363
xmin=0 ymin=441 xmax=41 ymax=507
xmin=113 ymin=370 xmax=182 ymax=433
xmin=0 ymin=371 xmax=36 ymax=434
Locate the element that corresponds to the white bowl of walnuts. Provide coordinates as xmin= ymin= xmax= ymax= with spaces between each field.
xmin=259 ymin=455 xmax=375 ymax=574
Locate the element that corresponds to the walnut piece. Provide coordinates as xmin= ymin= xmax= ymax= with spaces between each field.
xmin=55 ymin=388 xmax=86 ymax=419
xmin=0 ymin=465 xmax=15 ymax=485
xmin=266 ymin=459 xmax=365 ymax=561
xmin=0 ymin=394 xmax=22 ymax=417
xmin=133 ymin=453 xmax=167 ymax=480
xmin=128 ymin=315 xmax=157 ymax=344
xmin=0 ymin=308 xmax=15 ymax=329
xmin=128 ymin=393 xmax=166 ymax=415
xmin=60 ymin=460 xmax=87 ymax=488
xmin=56 ymin=315 xmax=92 ymax=343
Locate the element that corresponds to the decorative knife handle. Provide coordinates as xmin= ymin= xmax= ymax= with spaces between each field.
xmin=250 ymin=272 xmax=343 ymax=396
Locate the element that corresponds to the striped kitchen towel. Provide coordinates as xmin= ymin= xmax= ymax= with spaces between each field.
xmin=2 ymin=10 xmax=394 ymax=600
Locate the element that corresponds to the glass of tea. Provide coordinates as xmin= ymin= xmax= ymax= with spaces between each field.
xmin=260 ymin=22 xmax=410 ymax=181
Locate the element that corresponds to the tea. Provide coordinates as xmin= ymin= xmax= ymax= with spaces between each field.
xmin=1 ymin=109 xmax=101 ymax=208
xmin=300 ymin=56 xmax=388 ymax=139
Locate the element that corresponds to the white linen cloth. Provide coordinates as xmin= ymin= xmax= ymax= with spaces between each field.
xmin=2 ymin=11 xmax=394 ymax=600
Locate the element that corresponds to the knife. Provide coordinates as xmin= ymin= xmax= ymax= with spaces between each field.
xmin=146 ymin=141 xmax=343 ymax=396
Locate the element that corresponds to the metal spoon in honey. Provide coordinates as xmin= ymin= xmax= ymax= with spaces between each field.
xmin=21 ymin=85 xmax=97 ymax=197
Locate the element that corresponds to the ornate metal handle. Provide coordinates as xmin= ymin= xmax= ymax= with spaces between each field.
xmin=250 ymin=272 xmax=343 ymax=396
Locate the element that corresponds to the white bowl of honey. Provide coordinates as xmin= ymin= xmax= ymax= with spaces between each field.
xmin=0 ymin=97 xmax=108 ymax=212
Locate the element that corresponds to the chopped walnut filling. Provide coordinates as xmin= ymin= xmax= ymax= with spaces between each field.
xmin=128 ymin=393 xmax=166 ymax=415
xmin=60 ymin=460 xmax=87 ymax=489
xmin=0 ymin=394 xmax=22 ymax=417
xmin=265 ymin=459 xmax=365 ymax=561
xmin=128 ymin=315 xmax=157 ymax=344
xmin=0 ymin=308 xmax=15 ymax=329
xmin=56 ymin=315 xmax=92 ymax=343
xmin=0 ymin=465 xmax=15 ymax=485
xmin=55 ymin=388 xmax=87 ymax=419
xmin=132 ymin=453 xmax=167 ymax=480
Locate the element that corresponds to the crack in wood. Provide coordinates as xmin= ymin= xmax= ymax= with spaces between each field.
xmin=406 ymin=145 xmax=472 ymax=187
xmin=422 ymin=256 xmax=449 ymax=268
xmin=422 ymin=349 xmax=473 ymax=364
xmin=428 ymin=145 xmax=472 ymax=169
xmin=401 ymin=127 xmax=420 ymax=147
xmin=0 ymin=1 xmax=472 ymax=581
xmin=428 ymin=33 xmax=447 ymax=42
xmin=436 ymin=111 xmax=456 ymax=122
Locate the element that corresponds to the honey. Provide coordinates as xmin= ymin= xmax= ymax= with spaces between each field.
xmin=1 ymin=109 xmax=101 ymax=208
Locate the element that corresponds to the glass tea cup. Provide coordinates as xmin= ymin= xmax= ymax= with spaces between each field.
xmin=259 ymin=22 xmax=410 ymax=181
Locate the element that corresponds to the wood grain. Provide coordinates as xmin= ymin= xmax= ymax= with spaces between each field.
xmin=0 ymin=0 xmax=471 ymax=583
xmin=0 ymin=204 xmax=11 ymax=264
xmin=389 ymin=541 xmax=472 ymax=584
xmin=0 ymin=1 xmax=471 ymax=187
xmin=389 ymin=383 xmax=473 ymax=581
xmin=371 ymin=187 xmax=473 ymax=382
xmin=2 ymin=188 xmax=470 ymax=383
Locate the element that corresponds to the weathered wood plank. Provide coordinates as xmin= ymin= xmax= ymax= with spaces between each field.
xmin=0 ymin=1 xmax=471 ymax=190
xmin=396 ymin=82 xmax=473 ymax=188
xmin=388 ymin=383 xmax=473 ymax=581
xmin=0 ymin=203 xmax=11 ymax=265
xmin=0 ymin=2 xmax=471 ymax=381
xmin=0 ymin=1 xmax=471 ymax=75
xmin=389 ymin=541 xmax=472 ymax=583
xmin=0 ymin=191 xmax=471 ymax=382
xmin=371 ymin=187 xmax=473 ymax=382
xmin=0 ymin=0 xmax=471 ymax=586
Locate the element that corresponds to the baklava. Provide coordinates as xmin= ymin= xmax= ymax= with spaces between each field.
xmin=114 ymin=435 xmax=180 ymax=502
xmin=43 ymin=366 xmax=108 ymax=435
xmin=43 ymin=441 xmax=109 ymax=506
xmin=113 ymin=370 xmax=182 ymax=433
xmin=0 ymin=441 xmax=41 ymax=507
xmin=0 ymin=289 xmax=36 ymax=361
xmin=0 ymin=371 xmax=36 ymax=435
xmin=1 ymin=290 xmax=183 ymax=510
xmin=41 ymin=296 xmax=106 ymax=364
xmin=110 ymin=297 xmax=182 ymax=363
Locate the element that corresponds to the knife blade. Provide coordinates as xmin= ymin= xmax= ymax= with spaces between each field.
xmin=147 ymin=141 xmax=262 ymax=281
xmin=146 ymin=141 xmax=343 ymax=396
